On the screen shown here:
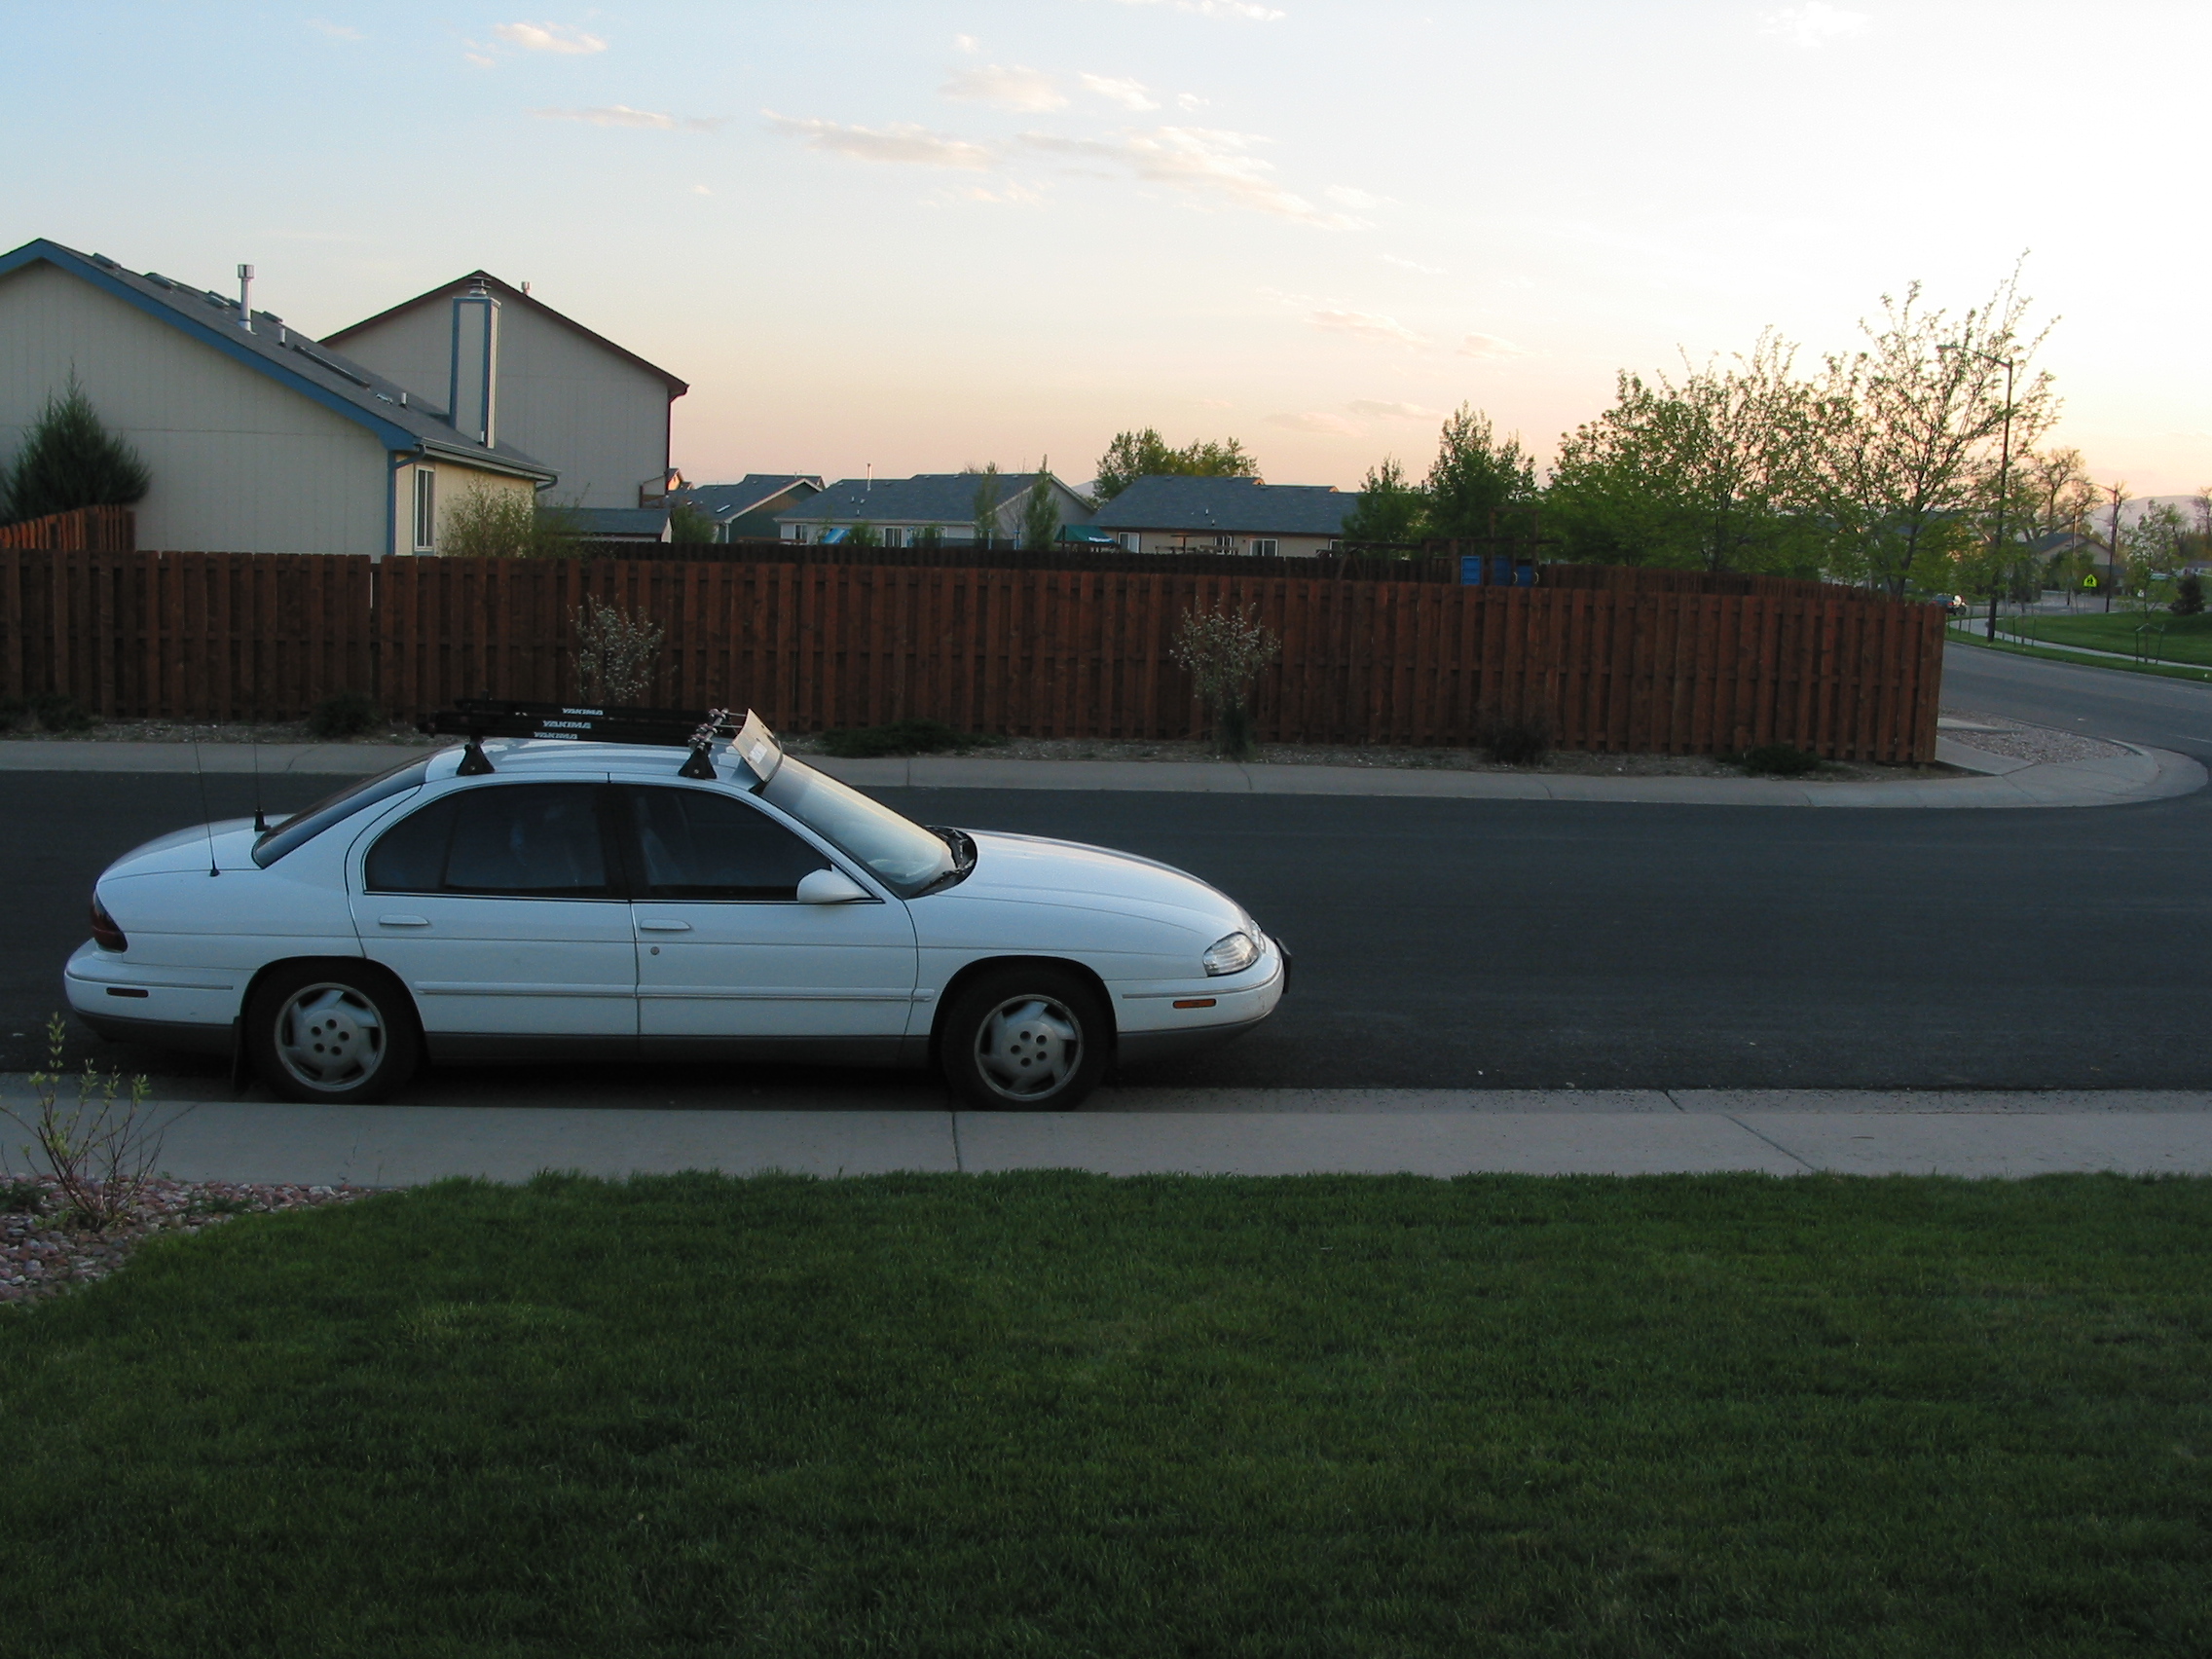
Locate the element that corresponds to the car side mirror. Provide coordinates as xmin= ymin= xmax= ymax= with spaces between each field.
xmin=796 ymin=867 xmax=870 ymax=904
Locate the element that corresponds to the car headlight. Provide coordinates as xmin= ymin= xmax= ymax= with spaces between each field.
xmin=1203 ymin=931 xmax=1260 ymax=976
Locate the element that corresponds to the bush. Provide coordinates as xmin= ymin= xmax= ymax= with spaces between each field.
xmin=1478 ymin=712 xmax=1551 ymax=766
xmin=1735 ymin=743 xmax=1823 ymax=777
xmin=571 ymin=598 xmax=665 ymax=705
xmin=1171 ymin=605 xmax=1282 ymax=760
xmin=3 ymin=377 xmax=150 ymax=523
xmin=2 ymin=692 xmax=97 ymax=732
xmin=2173 ymin=574 xmax=2204 ymax=616
xmin=439 ymin=484 xmax=581 ymax=559
xmin=818 ymin=719 xmax=1001 ymax=758
xmin=305 ymin=690 xmax=384 ymax=740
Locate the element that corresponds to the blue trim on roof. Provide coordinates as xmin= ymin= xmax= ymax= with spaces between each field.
xmin=0 ymin=240 xmax=424 ymax=452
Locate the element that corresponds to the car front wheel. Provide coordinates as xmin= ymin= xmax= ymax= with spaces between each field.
xmin=940 ymin=966 xmax=1109 ymax=1110
xmin=247 ymin=962 xmax=420 ymax=1104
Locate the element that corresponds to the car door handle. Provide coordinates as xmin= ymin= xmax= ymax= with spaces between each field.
xmin=378 ymin=915 xmax=431 ymax=928
xmin=637 ymin=920 xmax=692 ymax=932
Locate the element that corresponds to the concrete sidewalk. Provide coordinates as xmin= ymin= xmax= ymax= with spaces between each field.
xmin=2 ymin=737 xmax=2199 ymax=809
xmin=110 ymin=1089 xmax=2212 ymax=1186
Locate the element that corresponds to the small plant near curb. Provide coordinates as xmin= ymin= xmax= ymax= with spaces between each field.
xmin=1172 ymin=604 xmax=1282 ymax=760
xmin=1730 ymin=743 xmax=1824 ymax=777
xmin=0 ymin=1015 xmax=180 ymax=1233
xmin=1478 ymin=711 xmax=1551 ymax=766
xmin=304 ymin=689 xmax=384 ymax=740
xmin=818 ymin=719 xmax=1003 ymax=759
xmin=1 ymin=692 xmax=98 ymax=732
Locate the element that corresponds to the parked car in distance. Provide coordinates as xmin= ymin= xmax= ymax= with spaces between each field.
xmin=65 ymin=707 xmax=1287 ymax=1110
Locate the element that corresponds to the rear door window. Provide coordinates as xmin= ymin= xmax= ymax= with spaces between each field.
xmin=366 ymin=784 xmax=615 ymax=899
xmin=622 ymin=786 xmax=830 ymax=901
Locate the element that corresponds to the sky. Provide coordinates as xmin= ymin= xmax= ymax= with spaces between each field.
xmin=6 ymin=1 xmax=2209 ymax=496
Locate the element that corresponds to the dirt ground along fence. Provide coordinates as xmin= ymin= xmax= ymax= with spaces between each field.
xmin=0 ymin=549 xmax=1945 ymax=761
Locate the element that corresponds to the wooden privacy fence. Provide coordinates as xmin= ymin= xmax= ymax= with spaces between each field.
xmin=2 ymin=550 xmax=1947 ymax=761
xmin=0 ymin=506 xmax=135 ymax=553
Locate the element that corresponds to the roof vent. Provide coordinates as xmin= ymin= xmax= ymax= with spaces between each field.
xmin=237 ymin=264 xmax=254 ymax=332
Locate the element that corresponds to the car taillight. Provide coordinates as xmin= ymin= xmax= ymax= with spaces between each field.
xmin=90 ymin=896 xmax=128 ymax=953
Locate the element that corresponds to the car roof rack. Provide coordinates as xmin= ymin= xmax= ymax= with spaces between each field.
xmin=416 ymin=699 xmax=761 ymax=781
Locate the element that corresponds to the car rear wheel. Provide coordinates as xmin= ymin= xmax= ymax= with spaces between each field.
xmin=940 ymin=966 xmax=1109 ymax=1111
xmin=247 ymin=963 xmax=420 ymax=1104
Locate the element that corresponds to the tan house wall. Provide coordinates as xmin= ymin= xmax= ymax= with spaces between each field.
xmin=397 ymin=461 xmax=537 ymax=555
xmin=1115 ymin=531 xmax=1345 ymax=559
xmin=334 ymin=298 xmax=666 ymax=510
xmin=0 ymin=262 xmax=387 ymax=555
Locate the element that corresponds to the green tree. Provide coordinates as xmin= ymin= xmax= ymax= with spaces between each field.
xmin=1091 ymin=429 xmax=1259 ymax=502
xmin=667 ymin=500 xmax=717 ymax=544
xmin=1019 ymin=469 xmax=1061 ymax=551
xmin=969 ymin=463 xmax=1003 ymax=549
xmin=441 ymin=485 xmax=582 ymax=558
xmin=1546 ymin=332 xmax=1822 ymax=573
xmin=1340 ymin=457 xmax=1426 ymax=547
xmin=1423 ymin=406 xmax=1536 ymax=542
xmin=1814 ymin=262 xmax=2058 ymax=596
xmin=4 ymin=377 xmax=151 ymax=523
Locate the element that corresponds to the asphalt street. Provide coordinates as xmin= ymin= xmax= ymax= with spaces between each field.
xmin=4 ymin=645 xmax=2209 ymax=1096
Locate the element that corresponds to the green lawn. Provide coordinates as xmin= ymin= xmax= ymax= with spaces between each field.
xmin=1947 ymin=623 xmax=2212 ymax=684
xmin=2008 ymin=610 xmax=2212 ymax=666
xmin=6 ymin=1172 xmax=2211 ymax=1657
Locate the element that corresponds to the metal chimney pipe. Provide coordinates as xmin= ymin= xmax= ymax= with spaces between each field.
xmin=237 ymin=263 xmax=255 ymax=331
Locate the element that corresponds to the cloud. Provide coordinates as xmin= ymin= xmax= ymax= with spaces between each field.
xmin=534 ymin=105 xmax=721 ymax=132
xmin=464 ymin=51 xmax=497 ymax=67
xmin=954 ymin=33 xmax=979 ymax=53
xmin=690 ymin=184 xmax=713 ymax=195
xmin=941 ymin=64 xmax=1066 ymax=112
xmin=1308 ymin=309 xmax=1430 ymax=346
xmin=1112 ymin=0 xmax=1286 ymax=19
xmin=492 ymin=20 xmax=607 ymax=54
xmin=1327 ymin=185 xmax=1394 ymax=211
xmin=1269 ymin=412 xmax=1362 ymax=435
xmin=1762 ymin=3 xmax=1868 ymax=46
xmin=1018 ymin=127 xmax=1357 ymax=227
xmin=309 ymin=18 xmax=362 ymax=40
xmin=1081 ymin=73 xmax=1160 ymax=111
xmin=1176 ymin=92 xmax=1208 ymax=109
xmin=765 ymin=112 xmax=995 ymax=169
xmin=1347 ymin=399 xmax=1441 ymax=420
xmin=1381 ymin=254 xmax=1444 ymax=274
xmin=1457 ymin=332 xmax=1529 ymax=359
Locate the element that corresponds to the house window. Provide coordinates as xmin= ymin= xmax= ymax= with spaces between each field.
xmin=412 ymin=468 xmax=436 ymax=552
xmin=1252 ymin=538 xmax=1278 ymax=557
xmin=1120 ymin=533 xmax=1141 ymax=553
xmin=788 ymin=524 xmax=810 ymax=544
xmin=882 ymin=528 xmax=905 ymax=549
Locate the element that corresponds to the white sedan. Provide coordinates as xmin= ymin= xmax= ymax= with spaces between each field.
xmin=63 ymin=715 xmax=1286 ymax=1109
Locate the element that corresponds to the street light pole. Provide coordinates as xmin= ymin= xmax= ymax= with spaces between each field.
xmin=2106 ymin=483 xmax=2122 ymax=614
xmin=1939 ymin=343 xmax=2018 ymax=641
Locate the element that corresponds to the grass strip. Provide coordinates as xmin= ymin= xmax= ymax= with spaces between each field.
xmin=1947 ymin=624 xmax=2212 ymax=684
xmin=2006 ymin=612 xmax=2212 ymax=667
xmin=4 ymin=1171 xmax=2210 ymax=1657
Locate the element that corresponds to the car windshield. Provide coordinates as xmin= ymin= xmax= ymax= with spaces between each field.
xmin=760 ymin=756 xmax=955 ymax=898
xmin=252 ymin=756 xmax=430 ymax=867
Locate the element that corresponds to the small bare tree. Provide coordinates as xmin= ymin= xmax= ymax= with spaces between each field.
xmin=571 ymin=597 xmax=665 ymax=706
xmin=2 ymin=1014 xmax=179 ymax=1231
xmin=1172 ymin=604 xmax=1281 ymax=759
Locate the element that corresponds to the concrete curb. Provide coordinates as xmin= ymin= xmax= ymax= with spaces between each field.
xmin=132 ymin=1098 xmax=2212 ymax=1185
xmin=2 ymin=736 xmax=2198 ymax=809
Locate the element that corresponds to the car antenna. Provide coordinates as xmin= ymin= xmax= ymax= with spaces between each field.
xmin=250 ymin=732 xmax=268 ymax=832
xmin=193 ymin=741 xmax=220 ymax=877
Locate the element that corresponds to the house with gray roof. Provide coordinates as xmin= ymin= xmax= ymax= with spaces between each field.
xmin=776 ymin=473 xmax=1094 ymax=547
xmin=0 ymin=239 xmax=555 ymax=557
xmin=677 ymin=474 xmax=825 ymax=541
xmin=326 ymin=271 xmax=687 ymax=530
xmin=1089 ymin=476 xmax=1353 ymax=557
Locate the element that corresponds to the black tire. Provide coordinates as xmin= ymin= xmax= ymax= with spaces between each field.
xmin=940 ymin=965 xmax=1110 ymax=1111
xmin=247 ymin=961 xmax=421 ymax=1104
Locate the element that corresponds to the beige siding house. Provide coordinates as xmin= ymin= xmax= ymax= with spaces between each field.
xmin=1088 ymin=476 xmax=1355 ymax=559
xmin=326 ymin=273 xmax=687 ymax=534
xmin=0 ymin=240 xmax=554 ymax=557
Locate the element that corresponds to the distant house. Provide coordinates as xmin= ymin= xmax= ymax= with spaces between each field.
xmin=776 ymin=473 xmax=1094 ymax=547
xmin=677 ymin=474 xmax=825 ymax=542
xmin=1089 ymin=477 xmax=1353 ymax=557
xmin=325 ymin=271 xmax=687 ymax=538
xmin=0 ymin=239 xmax=555 ymax=557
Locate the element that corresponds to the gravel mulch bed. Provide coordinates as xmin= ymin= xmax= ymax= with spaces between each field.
xmin=0 ymin=717 xmax=434 ymax=746
xmin=0 ymin=1176 xmax=376 ymax=1307
xmin=782 ymin=732 xmax=1949 ymax=783
xmin=1938 ymin=710 xmax=2130 ymax=766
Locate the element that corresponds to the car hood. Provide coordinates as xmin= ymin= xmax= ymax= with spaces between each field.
xmin=938 ymin=830 xmax=1249 ymax=940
